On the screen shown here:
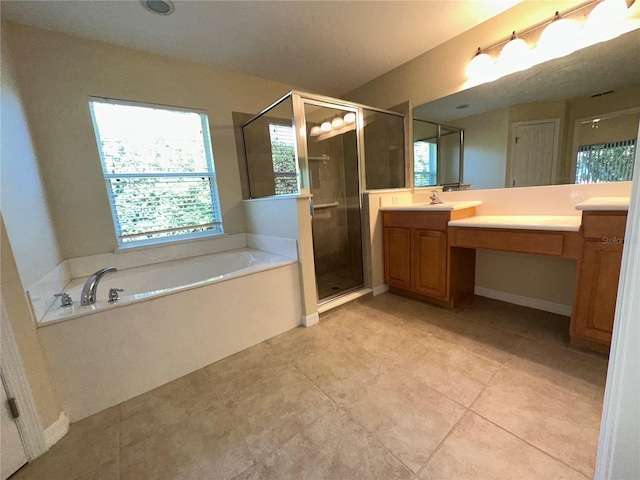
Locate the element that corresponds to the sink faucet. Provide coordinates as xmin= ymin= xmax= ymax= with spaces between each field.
xmin=81 ymin=267 xmax=117 ymax=305
xmin=430 ymin=190 xmax=443 ymax=204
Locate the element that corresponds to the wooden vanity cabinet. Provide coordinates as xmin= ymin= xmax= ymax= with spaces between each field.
xmin=382 ymin=209 xmax=475 ymax=308
xmin=570 ymin=210 xmax=627 ymax=352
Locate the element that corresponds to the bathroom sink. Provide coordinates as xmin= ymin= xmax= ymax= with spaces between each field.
xmin=382 ymin=200 xmax=482 ymax=211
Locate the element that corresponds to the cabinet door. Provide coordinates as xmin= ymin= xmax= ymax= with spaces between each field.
xmin=573 ymin=241 xmax=623 ymax=345
xmin=383 ymin=227 xmax=411 ymax=289
xmin=412 ymin=229 xmax=447 ymax=299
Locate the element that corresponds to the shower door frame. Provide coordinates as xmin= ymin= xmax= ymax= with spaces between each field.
xmin=293 ymin=93 xmax=366 ymax=305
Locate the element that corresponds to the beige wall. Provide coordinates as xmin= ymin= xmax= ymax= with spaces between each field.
xmin=1 ymin=23 xmax=62 ymax=290
xmin=4 ymin=21 xmax=293 ymax=259
xmin=1 ymin=217 xmax=62 ymax=429
xmin=344 ymin=1 xmax=586 ymax=109
xmin=451 ymin=108 xmax=508 ymax=190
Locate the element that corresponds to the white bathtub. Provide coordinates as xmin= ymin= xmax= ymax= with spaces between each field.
xmin=37 ymin=247 xmax=302 ymax=421
xmin=41 ymin=248 xmax=296 ymax=324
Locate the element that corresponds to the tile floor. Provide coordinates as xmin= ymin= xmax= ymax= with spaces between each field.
xmin=12 ymin=293 xmax=608 ymax=480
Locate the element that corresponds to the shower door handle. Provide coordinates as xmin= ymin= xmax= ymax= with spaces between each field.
xmin=309 ymin=198 xmax=314 ymax=217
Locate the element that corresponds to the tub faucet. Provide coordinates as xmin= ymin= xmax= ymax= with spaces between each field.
xmin=81 ymin=267 xmax=117 ymax=305
xmin=430 ymin=190 xmax=443 ymax=204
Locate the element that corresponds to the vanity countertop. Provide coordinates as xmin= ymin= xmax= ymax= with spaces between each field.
xmin=575 ymin=197 xmax=630 ymax=211
xmin=381 ymin=200 xmax=482 ymax=211
xmin=448 ymin=215 xmax=582 ymax=232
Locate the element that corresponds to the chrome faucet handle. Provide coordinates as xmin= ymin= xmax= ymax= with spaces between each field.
xmin=54 ymin=292 xmax=73 ymax=307
xmin=108 ymin=288 xmax=124 ymax=303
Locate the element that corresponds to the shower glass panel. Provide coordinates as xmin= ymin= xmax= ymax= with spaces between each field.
xmin=304 ymin=102 xmax=364 ymax=302
xmin=242 ymin=97 xmax=298 ymax=198
xmin=363 ymin=109 xmax=405 ymax=189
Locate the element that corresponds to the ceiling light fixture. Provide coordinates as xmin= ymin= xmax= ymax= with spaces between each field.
xmin=141 ymin=0 xmax=175 ymax=16
xmin=465 ymin=0 xmax=637 ymax=87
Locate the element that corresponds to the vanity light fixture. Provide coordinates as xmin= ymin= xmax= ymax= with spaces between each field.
xmin=310 ymin=126 xmax=322 ymax=136
xmin=141 ymin=0 xmax=175 ymax=15
xmin=320 ymin=121 xmax=332 ymax=132
xmin=466 ymin=0 xmax=637 ymax=86
xmin=331 ymin=116 xmax=344 ymax=128
xmin=497 ymin=31 xmax=532 ymax=75
xmin=343 ymin=112 xmax=356 ymax=124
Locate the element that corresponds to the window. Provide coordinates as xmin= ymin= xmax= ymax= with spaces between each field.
xmin=575 ymin=139 xmax=636 ymax=184
xmin=414 ymin=140 xmax=438 ymax=187
xmin=268 ymin=124 xmax=298 ymax=195
xmin=89 ymin=98 xmax=223 ymax=246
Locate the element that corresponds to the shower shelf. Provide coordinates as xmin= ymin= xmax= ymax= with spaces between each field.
xmin=313 ymin=201 xmax=339 ymax=210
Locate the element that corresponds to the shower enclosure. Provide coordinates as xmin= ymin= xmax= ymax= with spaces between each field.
xmin=242 ymin=92 xmax=405 ymax=305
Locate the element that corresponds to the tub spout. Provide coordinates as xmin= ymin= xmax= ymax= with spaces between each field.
xmin=81 ymin=267 xmax=117 ymax=305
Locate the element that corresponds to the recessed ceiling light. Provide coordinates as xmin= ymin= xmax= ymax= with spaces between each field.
xmin=141 ymin=0 xmax=175 ymax=15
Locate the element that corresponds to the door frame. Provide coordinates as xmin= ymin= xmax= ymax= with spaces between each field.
xmin=0 ymin=300 xmax=47 ymax=461
xmin=509 ymin=118 xmax=560 ymax=187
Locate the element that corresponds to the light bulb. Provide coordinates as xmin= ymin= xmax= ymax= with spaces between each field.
xmin=331 ymin=117 xmax=344 ymax=128
xmin=466 ymin=47 xmax=496 ymax=83
xmin=585 ymin=0 xmax=630 ymax=44
xmin=320 ymin=121 xmax=332 ymax=132
xmin=536 ymin=13 xmax=580 ymax=62
xmin=343 ymin=112 xmax=356 ymax=124
xmin=310 ymin=126 xmax=321 ymax=136
xmin=497 ymin=32 xmax=532 ymax=76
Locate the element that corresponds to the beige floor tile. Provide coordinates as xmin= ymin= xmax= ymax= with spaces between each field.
xmin=119 ymin=368 xmax=252 ymax=480
xmin=231 ymin=465 xmax=264 ymax=480
xmin=525 ymin=311 xmax=572 ymax=346
xmin=400 ymin=338 xmax=501 ymax=406
xmin=343 ymin=374 xmax=465 ymax=473
xmin=471 ymin=367 xmax=604 ymax=477
xmin=259 ymin=409 xmax=413 ymax=480
xmin=447 ymin=321 xmax=523 ymax=364
xmin=74 ymin=458 xmax=119 ymax=480
xmin=120 ymin=425 xmax=253 ymax=480
xmin=345 ymin=317 xmax=424 ymax=367
xmin=205 ymin=342 xmax=289 ymax=399
xmin=292 ymin=338 xmax=393 ymax=404
xmin=421 ymin=412 xmax=586 ymax=479
xmin=10 ymin=407 xmax=119 ymax=480
xmin=120 ymin=369 xmax=222 ymax=445
xmin=267 ymin=324 xmax=342 ymax=362
xmin=508 ymin=338 xmax=608 ymax=397
xmin=224 ymin=366 xmax=334 ymax=459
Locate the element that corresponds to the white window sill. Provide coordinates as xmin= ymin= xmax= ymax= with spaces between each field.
xmin=114 ymin=231 xmax=227 ymax=254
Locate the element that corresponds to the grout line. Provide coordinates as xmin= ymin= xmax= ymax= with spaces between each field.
xmin=471 ymin=410 xmax=591 ymax=479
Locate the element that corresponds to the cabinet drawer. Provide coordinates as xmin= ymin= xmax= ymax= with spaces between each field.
xmin=582 ymin=212 xmax=627 ymax=239
xmin=382 ymin=211 xmax=448 ymax=231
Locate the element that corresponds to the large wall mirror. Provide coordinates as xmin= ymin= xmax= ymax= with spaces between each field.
xmin=413 ymin=28 xmax=640 ymax=190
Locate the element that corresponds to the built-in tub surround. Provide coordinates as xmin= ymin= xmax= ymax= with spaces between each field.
xmin=37 ymin=241 xmax=302 ymax=422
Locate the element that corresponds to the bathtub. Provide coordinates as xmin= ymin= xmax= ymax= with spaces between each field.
xmin=41 ymin=248 xmax=296 ymax=324
xmin=36 ymin=247 xmax=302 ymax=421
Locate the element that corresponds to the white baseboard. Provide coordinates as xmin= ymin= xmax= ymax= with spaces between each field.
xmin=372 ymin=284 xmax=389 ymax=296
xmin=474 ymin=286 xmax=572 ymax=317
xmin=44 ymin=411 xmax=69 ymax=449
xmin=302 ymin=312 xmax=319 ymax=327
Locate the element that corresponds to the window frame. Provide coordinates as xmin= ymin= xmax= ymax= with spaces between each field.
xmin=88 ymin=97 xmax=224 ymax=249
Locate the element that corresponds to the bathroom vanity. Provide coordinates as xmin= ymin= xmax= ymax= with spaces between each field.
xmin=382 ymin=197 xmax=629 ymax=353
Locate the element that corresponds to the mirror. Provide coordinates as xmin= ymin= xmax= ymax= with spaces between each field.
xmin=413 ymin=28 xmax=640 ymax=190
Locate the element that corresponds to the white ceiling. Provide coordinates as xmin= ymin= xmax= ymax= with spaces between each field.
xmin=1 ymin=0 xmax=522 ymax=96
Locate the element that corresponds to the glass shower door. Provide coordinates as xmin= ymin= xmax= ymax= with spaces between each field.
xmin=303 ymin=102 xmax=364 ymax=303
